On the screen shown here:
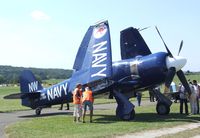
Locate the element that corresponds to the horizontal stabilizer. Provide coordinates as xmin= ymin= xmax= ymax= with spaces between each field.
xmin=4 ymin=92 xmax=40 ymax=99
xmin=4 ymin=93 xmax=22 ymax=99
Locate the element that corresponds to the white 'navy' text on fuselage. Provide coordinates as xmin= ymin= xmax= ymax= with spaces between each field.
xmin=47 ymin=82 xmax=68 ymax=101
xmin=91 ymin=41 xmax=108 ymax=77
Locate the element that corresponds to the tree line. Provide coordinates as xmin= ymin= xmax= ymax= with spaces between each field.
xmin=0 ymin=65 xmax=73 ymax=84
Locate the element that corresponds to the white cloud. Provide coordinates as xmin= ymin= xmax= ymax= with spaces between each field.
xmin=31 ymin=10 xmax=51 ymax=21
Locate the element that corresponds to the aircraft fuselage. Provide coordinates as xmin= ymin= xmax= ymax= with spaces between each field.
xmin=29 ymin=52 xmax=169 ymax=108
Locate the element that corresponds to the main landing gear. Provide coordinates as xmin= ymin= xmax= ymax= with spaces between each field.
xmin=35 ymin=107 xmax=42 ymax=116
xmin=113 ymin=90 xmax=135 ymax=120
xmin=152 ymin=89 xmax=172 ymax=115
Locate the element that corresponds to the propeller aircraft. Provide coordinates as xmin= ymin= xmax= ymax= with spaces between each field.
xmin=4 ymin=20 xmax=191 ymax=120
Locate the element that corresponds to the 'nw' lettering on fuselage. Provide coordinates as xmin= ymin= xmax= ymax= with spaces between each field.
xmin=47 ymin=82 xmax=68 ymax=101
xmin=91 ymin=41 xmax=107 ymax=78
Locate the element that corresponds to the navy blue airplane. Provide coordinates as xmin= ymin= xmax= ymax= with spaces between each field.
xmin=4 ymin=20 xmax=191 ymax=120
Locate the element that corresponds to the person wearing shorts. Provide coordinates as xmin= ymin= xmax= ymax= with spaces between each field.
xmin=82 ymin=85 xmax=94 ymax=123
xmin=73 ymin=83 xmax=82 ymax=122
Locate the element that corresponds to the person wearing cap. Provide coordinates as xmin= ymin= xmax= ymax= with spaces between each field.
xmin=73 ymin=83 xmax=82 ymax=122
xmin=82 ymin=85 xmax=94 ymax=123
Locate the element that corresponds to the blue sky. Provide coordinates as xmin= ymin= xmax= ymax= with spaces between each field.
xmin=0 ymin=0 xmax=199 ymax=71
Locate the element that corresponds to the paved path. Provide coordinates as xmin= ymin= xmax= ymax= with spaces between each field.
xmin=117 ymin=122 xmax=200 ymax=138
xmin=0 ymin=101 xmax=154 ymax=138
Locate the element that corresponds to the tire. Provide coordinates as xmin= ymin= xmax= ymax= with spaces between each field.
xmin=122 ymin=109 xmax=135 ymax=121
xmin=35 ymin=107 xmax=41 ymax=116
xmin=116 ymin=108 xmax=135 ymax=121
xmin=156 ymin=102 xmax=170 ymax=115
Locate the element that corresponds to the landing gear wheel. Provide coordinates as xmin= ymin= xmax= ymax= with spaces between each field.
xmin=123 ymin=109 xmax=135 ymax=121
xmin=116 ymin=107 xmax=135 ymax=121
xmin=156 ymin=102 xmax=170 ymax=115
xmin=35 ymin=107 xmax=42 ymax=116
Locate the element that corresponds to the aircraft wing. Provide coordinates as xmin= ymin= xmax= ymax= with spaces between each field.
xmin=120 ymin=27 xmax=151 ymax=59
xmin=70 ymin=20 xmax=113 ymax=92
xmin=4 ymin=92 xmax=41 ymax=99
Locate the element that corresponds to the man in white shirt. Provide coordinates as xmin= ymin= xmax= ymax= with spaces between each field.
xmin=193 ymin=80 xmax=200 ymax=114
xmin=189 ymin=82 xmax=197 ymax=114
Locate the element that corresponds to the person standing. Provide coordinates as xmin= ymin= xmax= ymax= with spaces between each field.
xmin=59 ymin=102 xmax=70 ymax=110
xmin=193 ymin=80 xmax=200 ymax=114
xmin=82 ymin=85 xmax=94 ymax=123
xmin=149 ymin=89 xmax=155 ymax=102
xmin=73 ymin=83 xmax=82 ymax=122
xmin=179 ymin=84 xmax=188 ymax=115
xmin=189 ymin=82 xmax=197 ymax=114
xmin=136 ymin=92 xmax=142 ymax=106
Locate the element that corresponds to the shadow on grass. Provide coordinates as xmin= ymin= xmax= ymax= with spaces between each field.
xmin=93 ymin=114 xmax=121 ymax=124
xmin=93 ymin=113 xmax=200 ymax=124
xmin=19 ymin=111 xmax=73 ymax=118
xmin=134 ymin=113 xmax=200 ymax=123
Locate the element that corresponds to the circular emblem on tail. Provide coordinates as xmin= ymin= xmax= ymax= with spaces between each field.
xmin=93 ymin=25 xmax=107 ymax=39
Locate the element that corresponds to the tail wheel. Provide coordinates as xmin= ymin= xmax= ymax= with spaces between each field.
xmin=156 ymin=102 xmax=170 ymax=115
xmin=35 ymin=107 xmax=42 ymax=116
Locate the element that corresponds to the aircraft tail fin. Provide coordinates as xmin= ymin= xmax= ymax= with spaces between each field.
xmin=20 ymin=70 xmax=43 ymax=107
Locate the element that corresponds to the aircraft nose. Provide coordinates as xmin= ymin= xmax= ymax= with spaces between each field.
xmin=166 ymin=56 xmax=187 ymax=71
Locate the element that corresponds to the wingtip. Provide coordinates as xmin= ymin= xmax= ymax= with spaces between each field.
xmin=93 ymin=19 xmax=108 ymax=26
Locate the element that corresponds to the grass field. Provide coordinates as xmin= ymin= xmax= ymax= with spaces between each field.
xmin=5 ymin=103 xmax=200 ymax=138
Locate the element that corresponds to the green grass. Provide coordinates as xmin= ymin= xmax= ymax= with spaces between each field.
xmin=6 ymin=103 xmax=200 ymax=138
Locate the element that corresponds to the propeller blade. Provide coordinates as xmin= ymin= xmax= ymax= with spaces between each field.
xmin=177 ymin=40 xmax=183 ymax=56
xmin=164 ymin=67 xmax=176 ymax=93
xmin=155 ymin=26 xmax=173 ymax=58
xmin=177 ymin=70 xmax=191 ymax=95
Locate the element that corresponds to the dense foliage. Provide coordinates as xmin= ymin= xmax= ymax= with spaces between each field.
xmin=0 ymin=65 xmax=72 ymax=84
